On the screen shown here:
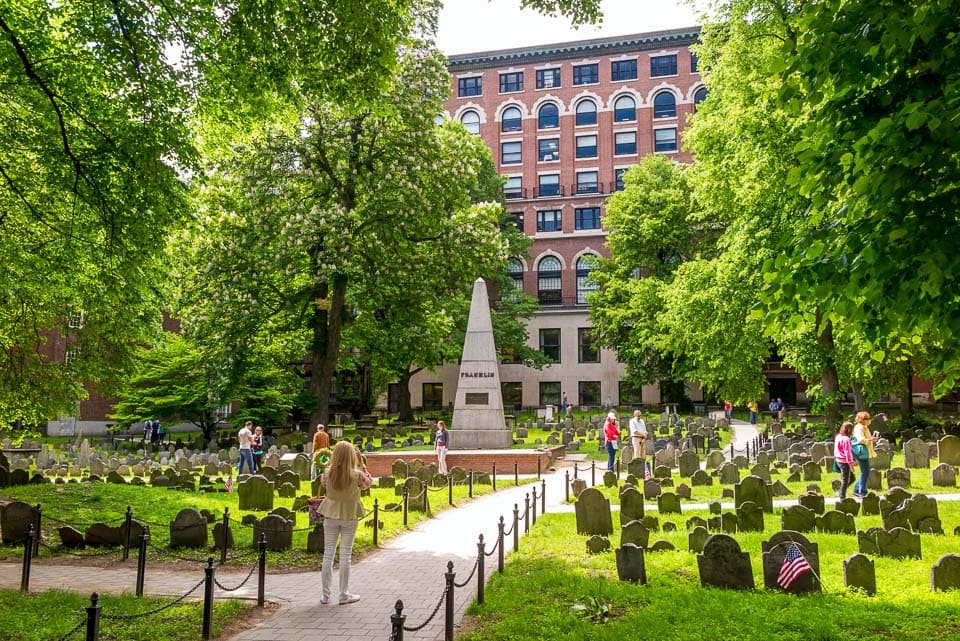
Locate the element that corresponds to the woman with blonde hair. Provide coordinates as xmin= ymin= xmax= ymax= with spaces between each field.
xmin=851 ymin=411 xmax=877 ymax=498
xmin=435 ymin=420 xmax=449 ymax=475
xmin=319 ymin=440 xmax=372 ymax=605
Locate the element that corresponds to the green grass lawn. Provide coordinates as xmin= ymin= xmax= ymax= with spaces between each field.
xmin=0 ymin=590 xmax=252 ymax=641
xmin=0 ymin=478 xmax=509 ymax=569
xmin=462 ymin=506 xmax=960 ymax=641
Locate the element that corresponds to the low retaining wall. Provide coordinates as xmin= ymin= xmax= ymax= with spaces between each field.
xmin=363 ymin=445 xmax=566 ymax=478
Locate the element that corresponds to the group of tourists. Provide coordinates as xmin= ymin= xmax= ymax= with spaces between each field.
xmin=236 ymin=421 xmax=265 ymax=474
xmin=602 ymin=409 xmax=647 ymax=472
xmin=833 ymin=411 xmax=878 ymax=499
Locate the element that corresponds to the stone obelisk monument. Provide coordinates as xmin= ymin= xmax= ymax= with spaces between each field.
xmin=450 ymin=278 xmax=511 ymax=449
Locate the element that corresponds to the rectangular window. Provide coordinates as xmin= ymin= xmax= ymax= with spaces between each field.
xmin=578 ymin=381 xmax=601 ymax=406
xmin=538 ymin=138 xmax=559 ymax=162
xmin=539 ymin=328 xmax=561 ymax=362
xmin=538 ymin=174 xmax=560 ymax=197
xmin=536 ymin=68 xmax=560 ymax=89
xmin=575 ymin=207 xmax=601 ymax=230
xmin=576 ymin=170 xmax=598 ymax=194
xmin=501 ymin=141 xmax=522 ymax=164
xmin=458 ymin=76 xmax=482 ymax=97
xmin=537 ymin=209 xmax=562 ymax=232
xmin=654 ymin=128 xmax=678 ymax=152
xmin=499 ymin=71 xmax=523 ymax=93
xmin=422 ymin=382 xmax=443 ymax=410
xmin=615 ymin=131 xmax=637 ymax=155
xmin=67 ymin=310 xmax=84 ymax=329
xmin=573 ymin=63 xmax=598 ymax=85
xmin=615 ymin=168 xmax=628 ymax=191
xmin=539 ymin=381 xmax=561 ymax=407
xmin=651 ymin=54 xmax=678 ymax=77
xmin=611 ymin=59 xmax=638 ymax=81
xmin=503 ymin=175 xmax=523 ymax=199
xmin=619 ymin=380 xmax=643 ymax=405
xmin=691 ymin=52 xmax=699 ymax=73
xmin=575 ymin=134 xmax=597 ymax=158
xmin=578 ymin=328 xmax=599 ymax=363
xmin=502 ymin=382 xmax=523 ymax=409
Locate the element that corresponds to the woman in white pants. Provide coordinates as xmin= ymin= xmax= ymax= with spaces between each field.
xmin=319 ymin=441 xmax=372 ymax=605
xmin=435 ymin=420 xmax=449 ymax=475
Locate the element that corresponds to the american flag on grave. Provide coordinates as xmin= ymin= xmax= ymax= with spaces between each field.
xmin=777 ymin=542 xmax=812 ymax=589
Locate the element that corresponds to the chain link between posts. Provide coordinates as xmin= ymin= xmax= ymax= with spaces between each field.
xmin=402 ymin=587 xmax=447 ymax=633
xmin=100 ymin=577 xmax=206 ymax=621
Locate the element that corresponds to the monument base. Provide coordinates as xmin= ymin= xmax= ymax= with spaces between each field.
xmin=449 ymin=429 xmax=512 ymax=450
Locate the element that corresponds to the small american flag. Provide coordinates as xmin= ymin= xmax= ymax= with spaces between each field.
xmin=644 ymin=462 xmax=652 ymax=480
xmin=777 ymin=542 xmax=812 ymax=589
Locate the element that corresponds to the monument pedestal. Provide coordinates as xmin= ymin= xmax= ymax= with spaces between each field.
xmin=450 ymin=429 xmax=512 ymax=450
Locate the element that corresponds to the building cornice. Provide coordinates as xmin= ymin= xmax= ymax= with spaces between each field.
xmin=446 ymin=27 xmax=701 ymax=71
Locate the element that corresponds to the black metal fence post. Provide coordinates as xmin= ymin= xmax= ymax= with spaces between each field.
xmin=565 ymin=470 xmax=570 ymax=502
xmin=444 ymin=561 xmax=455 ymax=641
xmin=497 ymin=516 xmax=505 ymax=574
xmin=390 ymin=600 xmax=406 ymax=641
xmin=512 ymin=504 xmax=519 ymax=552
xmin=123 ymin=506 xmax=132 ymax=562
xmin=136 ymin=526 xmax=150 ymax=597
xmin=524 ymin=494 xmax=530 ymax=534
xmin=220 ymin=507 xmax=230 ymax=564
xmin=541 ymin=479 xmax=546 ymax=514
xmin=729 ymin=442 xmax=734 ymax=460
xmin=514 ymin=462 xmax=519 ymax=486
xmin=372 ymin=499 xmax=379 ymax=547
xmin=492 ymin=462 xmax=496 ymax=491
xmin=476 ymin=534 xmax=485 ymax=606
xmin=85 ymin=592 xmax=101 ymax=641
xmin=402 ymin=485 xmax=409 ymax=528
xmin=20 ymin=525 xmax=33 ymax=592
xmin=468 ymin=469 xmax=473 ymax=498
xmin=257 ymin=533 xmax=267 ymax=607
xmin=590 ymin=461 xmax=596 ymax=486
xmin=573 ymin=464 xmax=578 ymax=480
xmin=202 ymin=558 xmax=215 ymax=640
xmin=448 ymin=475 xmax=454 ymax=506
xmin=537 ymin=457 xmax=541 ymax=480
xmin=531 ymin=487 xmax=538 ymax=526
xmin=33 ymin=503 xmax=41 ymax=557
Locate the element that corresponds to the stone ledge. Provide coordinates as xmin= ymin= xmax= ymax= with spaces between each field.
xmin=363 ymin=445 xmax=566 ymax=477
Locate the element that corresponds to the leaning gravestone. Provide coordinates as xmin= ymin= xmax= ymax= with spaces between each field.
xmin=615 ymin=543 xmax=647 ymax=584
xmin=930 ymin=554 xmax=960 ymax=592
xmin=938 ymin=435 xmax=960 ymax=466
xmin=688 ymin=525 xmax=709 ymax=553
xmin=85 ymin=523 xmax=124 ymax=546
xmin=717 ymin=462 xmax=739 ymax=485
xmin=736 ymin=500 xmax=764 ymax=532
xmin=575 ymin=487 xmax=613 ymax=536
xmin=903 ymin=438 xmax=930 ymax=468
xmin=762 ymin=531 xmax=820 ymax=594
xmin=0 ymin=501 xmax=37 ymax=544
xmin=844 ymin=553 xmax=876 ymax=596
xmin=570 ymin=478 xmax=587 ymax=497
xmin=691 ymin=469 xmax=713 ymax=486
xmin=781 ymin=505 xmax=816 ymax=533
xmin=619 ymin=487 xmax=644 ymax=524
xmin=237 ymin=475 xmax=275 ymax=511
xmin=170 ymin=508 xmax=208 ymax=548
xmin=859 ymin=526 xmax=921 ymax=559
xmin=254 ymin=514 xmax=293 ymax=551
xmin=697 ymin=534 xmax=754 ymax=590
xmin=886 ymin=467 xmax=911 ymax=489
xmin=735 ymin=475 xmax=773 ymax=513
xmin=816 ymin=510 xmax=856 ymax=534
xmin=931 ymin=463 xmax=957 ymax=487
xmin=677 ymin=450 xmax=700 ymax=477
xmin=620 ymin=520 xmax=650 ymax=548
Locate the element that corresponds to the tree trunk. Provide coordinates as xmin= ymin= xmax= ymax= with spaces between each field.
xmin=851 ymin=384 xmax=867 ymax=412
xmin=397 ymin=365 xmax=424 ymax=422
xmin=309 ymin=279 xmax=348 ymax=427
xmin=900 ymin=361 xmax=914 ymax=424
xmin=817 ymin=315 xmax=842 ymax=428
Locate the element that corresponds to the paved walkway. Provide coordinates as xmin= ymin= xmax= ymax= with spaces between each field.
xmin=0 ymin=470 xmax=570 ymax=641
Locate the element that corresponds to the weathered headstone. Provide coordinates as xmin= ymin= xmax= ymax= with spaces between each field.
xmin=575 ymin=487 xmax=613 ymax=536
xmin=931 ymin=463 xmax=957 ymax=487
xmin=886 ymin=467 xmax=911 ymax=489
xmin=903 ymin=438 xmax=930 ymax=468
xmin=762 ymin=531 xmax=820 ymax=593
xmin=0 ymin=501 xmax=37 ymax=544
xmin=657 ymin=492 xmax=682 ymax=514
xmin=938 ymin=435 xmax=960 ymax=466
xmin=619 ymin=487 xmax=644 ymax=524
xmin=615 ymin=543 xmax=647 ymax=583
xmin=688 ymin=525 xmax=709 ymax=553
xmin=170 ymin=508 xmax=208 ymax=548
xmin=736 ymin=500 xmax=764 ymax=532
xmin=930 ymin=554 xmax=960 ymax=592
xmin=620 ymin=520 xmax=650 ymax=548
xmin=781 ymin=505 xmax=816 ymax=533
xmin=798 ymin=493 xmax=825 ymax=515
xmin=254 ymin=514 xmax=293 ymax=551
xmin=816 ymin=510 xmax=856 ymax=534
xmin=734 ymin=475 xmax=773 ymax=513
xmin=697 ymin=534 xmax=754 ymax=590
xmin=843 ymin=553 xmax=876 ymax=596
xmin=237 ymin=475 xmax=275 ymax=511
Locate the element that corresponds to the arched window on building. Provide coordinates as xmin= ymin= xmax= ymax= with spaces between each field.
xmin=694 ymin=87 xmax=708 ymax=110
xmin=506 ymin=259 xmax=524 ymax=300
xmin=538 ymin=102 xmax=559 ymax=129
xmin=614 ymin=95 xmax=637 ymax=122
xmin=575 ymin=98 xmax=597 ymax=126
xmin=537 ymin=256 xmax=562 ymax=304
xmin=653 ymin=91 xmax=677 ymax=119
xmin=460 ymin=110 xmax=480 ymax=134
xmin=576 ymin=254 xmax=599 ymax=304
xmin=501 ymin=106 xmax=522 ymax=132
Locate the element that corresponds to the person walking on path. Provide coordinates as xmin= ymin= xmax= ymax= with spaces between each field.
xmin=237 ymin=421 xmax=255 ymax=475
xmin=435 ymin=420 xmax=449 ymax=475
xmin=319 ymin=441 xmax=372 ymax=605
xmin=603 ymin=412 xmax=620 ymax=472
xmin=747 ymin=400 xmax=759 ymax=425
xmin=834 ymin=421 xmax=856 ymax=500
xmin=629 ymin=410 xmax=647 ymax=461
xmin=313 ymin=423 xmax=330 ymax=452
xmin=852 ymin=411 xmax=877 ymax=498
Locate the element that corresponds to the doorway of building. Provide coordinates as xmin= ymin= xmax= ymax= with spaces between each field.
xmin=767 ymin=378 xmax=797 ymax=406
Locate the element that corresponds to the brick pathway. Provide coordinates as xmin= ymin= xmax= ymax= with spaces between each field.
xmin=0 ymin=470 xmax=569 ymax=641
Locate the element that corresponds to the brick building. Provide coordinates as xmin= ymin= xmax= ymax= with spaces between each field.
xmin=402 ymin=27 xmax=708 ymax=412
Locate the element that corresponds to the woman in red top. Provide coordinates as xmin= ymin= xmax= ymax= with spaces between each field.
xmin=603 ymin=412 xmax=620 ymax=472
xmin=834 ymin=421 xmax=856 ymax=500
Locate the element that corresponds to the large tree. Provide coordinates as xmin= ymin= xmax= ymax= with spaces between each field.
xmin=180 ymin=45 xmax=513 ymax=425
